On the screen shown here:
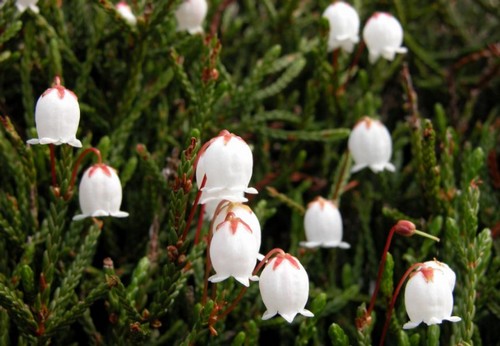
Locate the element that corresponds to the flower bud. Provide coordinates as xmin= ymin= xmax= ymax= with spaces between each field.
xmin=195 ymin=130 xmax=258 ymax=204
xmin=403 ymin=260 xmax=461 ymax=329
xmin=348 ymin=117 xmax=395 ymax=173
xmin=394 ymin=220 xmax=416 ymax=237
xmin=116 ymin=1 xmax=137 ymax=26
xmin=300 ymin=197 xmax=350 ymax=249
xmin=259 ymin=253 xmax=314 ymax=323
xmin=73 ymin=164 xmax=129 ymax=220
xmin=209 ymin=210 xmax=260 ymax=287
xmin=322 ymin=1 xmax=360 ymax=53
xmin=362 ymin=12 xmax=407 ymax=63
xmin=175 ymin=0 xmax=208 ymax=34
xmin=27 ymin=77 xmax=82 ymax=147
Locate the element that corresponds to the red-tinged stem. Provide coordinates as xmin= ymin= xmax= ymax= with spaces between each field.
xmin=332 ymin=48 xmax=340 ymax=90
xmin=202 ymin=200 xmax=222 ymax=305
xmin=218 ymin=248 xmax=286 ymax=319
xmin=366 ymin=224 xmax=397 ymax=319
xmin=194 ymin=204 xmax=206 ymax=245
xmin=181 ymin=174 xmax=207 ymax=243
xmin=49 ymin=144 xmax=58 ymax=187
xmin=379 ymin=262 xmax=423 ymax=346
xmin=68 ymin=147 xmax=102 ymax=192
xmin=339 ymin=41 xmax=365 ymax=92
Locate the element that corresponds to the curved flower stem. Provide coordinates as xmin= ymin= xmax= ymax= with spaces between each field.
xmin=339 ymin=41 xmax=365 ymax=93
xmin=68 ymin=147 xmax=102 ymax=193
xmin=332 ymin=48 xmax=340 ymax=90
xmin=182 ymin=174 xmax=207 ymax=243
xmin=379 ymin=262 xmax=423 ymax=346
xmin=49 ymin=144 xmax=58 ymax=187
xmin=365 ymin=223 xmax=398 ymax=319
xmin=194 ymin=204 xmax=206 ymax=245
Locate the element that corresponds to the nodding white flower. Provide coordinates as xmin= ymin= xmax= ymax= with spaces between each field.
xmin=212 ymin=201 xmax=262 ymax=255
xmin=403 ymin=260 xmax=461 ymax=329
xmin=209 ymin=210 xmax=260 ymax=287
xmin=175 ymin=0 xmax=208 ymax=34
xmin=73 ymin=164 xmax=129 ymax=220
xmin=195 ymin=130 xmax=258 ymax=204
xmin=322 ymin=1 xmax=360 ymax=53
xmin=259 ymin=253 xmax=314 ymax=323
xmin=27 ymin=77 xmax=82 ymax=147
xmin=348 ymin=117 xmax=395 ymax=173
xmin=300 ymin=197 xmax=350 ymax=249
xmin=362 ymin=12 xmax=407 ymax=63
xmin=16 ymin=0 xmax=39 ymax=13
xmin=116 ymin=1 xmax=137 ymax=26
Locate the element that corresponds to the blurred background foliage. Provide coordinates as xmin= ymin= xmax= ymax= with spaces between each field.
xmin=0 ymin=0 xmax=499 ymax=344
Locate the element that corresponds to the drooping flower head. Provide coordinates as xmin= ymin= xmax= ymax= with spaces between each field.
xmin=27 ymin=77 xmax=82 ymax=147
xmin=209 ymin=207 xmax=260 ymax=287
xmin=300 ymin=196 xmax=350 ymax=249
xmin=16 ymin=0 xmax=39 ymax=13
xmin=322 ymin=1 xmax=360 ymax=53
xmin=175 ymin=0 xmax=208 ymax=34
xmin=348 ymin=117 xmax=395 ymax=173
xmin=195 ymin=130 xmax=258 ymax=204
xmin=212 ymin=201 xmax=262 ymax=254
xmin=403 ymin=260 xmax=461 ymax=329
xmin=362 ymin=12 xmax=407 ymax=63
xmin=259 ymin=253 xmax=314 ymax=323
xmin=73 ymin=164 xmax=129 ymax=220
xmin=116 ymin=1 xmax=137 ymax=26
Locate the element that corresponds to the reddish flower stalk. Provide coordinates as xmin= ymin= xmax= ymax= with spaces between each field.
xmin=361 ymin=220 xmax=438 ymax=328
xmin=339 ymin=41 xmax=365 ymax=93
xmin=379 ymin=262 xmax=423 ymax=346
xmin=181 ymin=174 xmax=207 ymax=243
xmin=194 ymin=204 xmax=206 ymax=245
xmin=49 ymin=144 xmax=58 ymax=187
xmin=68 ymin=147 xmax=103 ymax=193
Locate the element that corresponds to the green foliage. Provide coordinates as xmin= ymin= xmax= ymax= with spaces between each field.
xmin=0 ymin=0 xmax=499 ymax=345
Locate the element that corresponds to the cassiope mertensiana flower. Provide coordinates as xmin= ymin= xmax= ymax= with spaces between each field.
xmin=195 ymin=130 xmax=258 ymax=204
xmin=322 ymin=1 xmax=360 ymax=53
xmin=300 ymin=196 xmax=350 ymax=249
xmin=27 ymin=77 xmax=82 ymax=147
xmin=348 ymin=117 xmax=395 ymax=173
xmin=175 ymin=0 xmax=208 ymax=34
xmin=362 ymin=12 xmax=407 ymax=63
xmin=209 ymin=210 xmax=260 ymax=287
xmin=73 ymin=164 xmax=129 ymax=220
xmin=259 ymin=253 xmax=314 ymax=323
xmin=16 ymin=0 xmax=39 ymax=13
xmin=403 ymin=260 xmax=461 ymax=329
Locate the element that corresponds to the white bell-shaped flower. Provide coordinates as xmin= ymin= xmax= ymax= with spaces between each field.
xmin=362 ymin=12 xmax=407 ymax=63
xmin=209 ymin=210 xmax=259 ymax=287
xmin=403 ymin=260 xmax=461 ymax=329
xmin=195 ymin=130 xmax=258 ymax=204
xmin=16 ymin=0 xmax=39 ymax=13
xmin=423 ymin=259 xmax=456 ymax=291
xmin=300 ymin=197 xmax=350 ymax=249
xmin=259 ymin=253 xmax=314 ymax=323
xmin=348 ymin=117 xmax=395 ymax=173
xmin=322 ymin=1 xmax=360 ymax=53
xmin=116 ymin=1 xmax=137 ymax=26
xmin=175 ymin=0 xmax=208 ymax=34
xmin=73 ymin=164 xmax=129 ymax=220
xmin=27 ymin=77 xmax=82 ymax=147
xmin=212 ymin=201 xmax=262 ymax=256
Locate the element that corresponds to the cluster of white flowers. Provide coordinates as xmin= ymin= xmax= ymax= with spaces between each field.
xmin=196 ymin=131 xmax=314 ymax=323
xmin=322 ymin=1 xmax=406 ymax=63
xmin=27 ymin=77 xmax=128 ymax=221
